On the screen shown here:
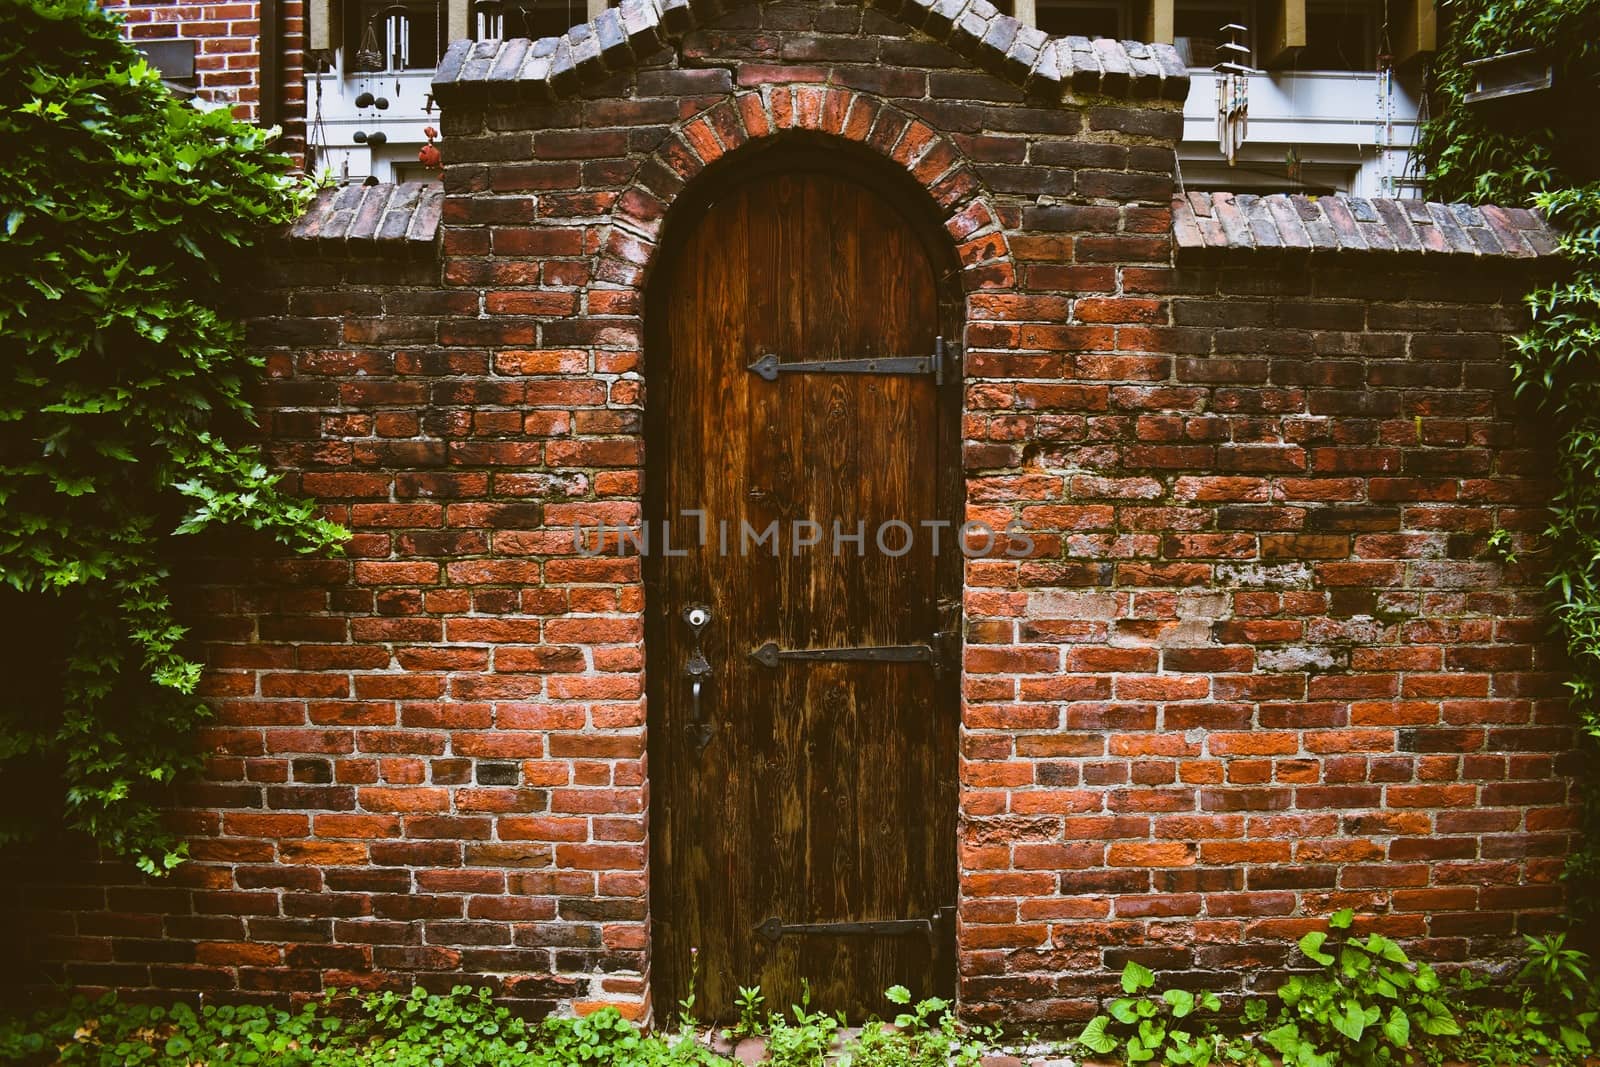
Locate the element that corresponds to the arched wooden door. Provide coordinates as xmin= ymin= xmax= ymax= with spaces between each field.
xmin=644 ymin=151 xmax=963 ymax=1021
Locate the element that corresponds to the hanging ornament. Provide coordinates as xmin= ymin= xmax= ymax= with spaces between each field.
xmin=387 ymin=3 xmax=415 ymax=97
xmin=1375 ymin=4 xmax=1399 ymax=197
xmin=1375 ymin=51 xmax=1397 ymax=196
xmin=419 ymin=126 xmax=442 ymax=171
xmin=1213 ymin=23 xmax=1254 ymax=166
xmin=352 ymin=16 xmax=385 ymax=73
xmin=307 ymin=60 xmax=330 ymax=180
xmin=380 ymin=4 xmax=410 ymax=72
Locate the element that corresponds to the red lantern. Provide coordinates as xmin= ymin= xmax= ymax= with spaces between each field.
xmin=418 ymin=126 xmax=442 ymax=171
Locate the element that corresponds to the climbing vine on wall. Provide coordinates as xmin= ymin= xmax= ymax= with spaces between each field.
xmin=0 ymin=1 xmax=346 ymax=874
xmin=1416 ymin=0 xmax=1600 ymax=917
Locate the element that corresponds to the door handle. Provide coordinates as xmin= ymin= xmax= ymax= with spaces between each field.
xmin=682 ymin=605 xmax=713 ymax=751
xmin=686 ymin=650 xmax=711 ymax=723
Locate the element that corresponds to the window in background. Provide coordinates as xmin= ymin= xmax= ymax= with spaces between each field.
xmin=1033 ymin=0 xmax=1127 ymax=39
xmin=1297 ymin=0 xmax=1378 ymax=70
xmin=1173 ymin=1 xmax=1250 ymax=66
xmin=346 ymin=0 xmax=446 ymax=71
xmin=471 ymin=0 xmax=591 ymax=38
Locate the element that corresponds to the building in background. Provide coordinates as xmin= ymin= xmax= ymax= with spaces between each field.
xmin=1017 ymin=0 xmax=1432 ymax=196
xmin=109 ymin=0 xmax=309 ymax=151
xmin=112 ymin=0 xmax=1433 ymax=193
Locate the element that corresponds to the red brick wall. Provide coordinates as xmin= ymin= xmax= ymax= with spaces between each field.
xmin=106 ymin=0 xmax=306 ymax=149
xmin=958 ymin=256 xmax=1572 ymax=1019
xmin=6 ymin=0 xmax=1576 ymax=1028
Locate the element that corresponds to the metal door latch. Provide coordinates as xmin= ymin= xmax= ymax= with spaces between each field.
xmin=682 ymin=604 xmax=713 ymax=752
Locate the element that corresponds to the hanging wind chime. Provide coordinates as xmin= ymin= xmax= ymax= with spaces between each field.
xmin=1375 ymin=52 xmax=1396 ymax=196
xmin=351 ymin=8 xmax=409 ymax=178
xmin=1374 ymin=6 xmax=1398 ymax=198
xmin=1213 ymin=23 xmax=1254 ymax=166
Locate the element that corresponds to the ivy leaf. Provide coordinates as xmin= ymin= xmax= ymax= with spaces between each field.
xmin=1328 ymin=909 xmax=1355 ymax=930
xmin=1076 ymin=1016 xmax=1118 ymax=1056
xmin=1163 ymin=989 xmax=1196 ymax=1018
xmin=1262 ymin=1023 xmax=1305 ymax=1056
xmin=1418 ymin=1002 xmax=1460 ymax=1037
xmin=1331 ymin=1000 xmax=1368 ymax=1042
xmin=1298 ymin=931 xmax=1335 ymax=966
xmin=1382 ymin=1007 xmax=1410 ymax=1048
xmin=1365 ymin=934 xmax=1410 ymax=964
xmin=1122 ymin=961 xmax=1156 ymax=994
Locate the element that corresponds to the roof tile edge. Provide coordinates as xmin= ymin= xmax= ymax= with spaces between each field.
xmin=430 ymin=0 xmax=1191 ymax=107
xmin=1171 ymin=192 xmax=1562 ymax=261
xmin=282 ymin=182 xmax=444 ymax=257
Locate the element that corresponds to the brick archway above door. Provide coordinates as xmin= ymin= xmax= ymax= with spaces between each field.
xmin=593 ymin=86 xmax=1018 ymax=298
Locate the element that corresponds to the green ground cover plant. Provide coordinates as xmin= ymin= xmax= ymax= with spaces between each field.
xmin=0 ymin=983 xmax=997 ymax=1067
xmin=0 ymin=986 xmax=719 ymax=1067
xmin=0 ymin=0 xmax=344 ymax=874
xmin=1 ymin=922 xmax=1594 ymax=1066
xmin=1074 ymin=914 xmax=1600 ymax=1067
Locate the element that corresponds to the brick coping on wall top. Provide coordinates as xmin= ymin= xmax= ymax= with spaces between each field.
xmin=427 ymin=0 xmax=1191 ymax=106
xmin=284 ymin=182 xmax=1561 ymax=262
xmin=1172 ymin=191 xmax=1561 ymax=259
xmin=286 ymin=182 xmax=444 ymax=255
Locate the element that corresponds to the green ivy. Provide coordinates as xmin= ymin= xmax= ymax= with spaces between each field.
xmin=2 ymin=944 xmax=1596 ymax=1066
xmin=1074 ymin=913 xmax=1600 ymax=1067
xmin=1412 ymin=0 xmax=1598 ymax=206
xmin=1074 ymin=960 xmax=1238 ymax=1066
xmin=0 ymin=0 xmax=346 ymax=874
xmin=1262 ymin=910 xmax=1459 ymax=1067
xmin=1414 ymin=0 xmax=1600 ymax=917
xmin=0 ymin=983 xmax=1006 ymax=1067
xmin=1450 ymin=933 xmax=1600 ymax=1064
xmin=0 ymin=986 xmax=725 ymax=1067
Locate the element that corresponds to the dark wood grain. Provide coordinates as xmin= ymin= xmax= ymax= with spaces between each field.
xmin=646 ymin=156 xmax=961 ymax=1022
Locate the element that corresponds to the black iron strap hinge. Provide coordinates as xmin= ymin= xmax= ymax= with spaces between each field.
xmin=750 ymin=642 xmax=933 ymax=667
xmin=750 ymin=635 xmax=959 ymax=677
xmin=748 ymin=336 xmax=962 ymax=386
xmin=756 ymin=907 xmax=956 ymax=957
